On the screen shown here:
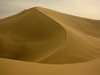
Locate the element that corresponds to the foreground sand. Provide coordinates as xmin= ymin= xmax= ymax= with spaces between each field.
xmin=0 ymin=58 xmax=100 ymax=75
xmin=0 ymin=7 xmax=100 ymax=75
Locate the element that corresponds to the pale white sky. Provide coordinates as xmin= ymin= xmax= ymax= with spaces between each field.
xmin=0 ymin=0 xmax=100 ymax=20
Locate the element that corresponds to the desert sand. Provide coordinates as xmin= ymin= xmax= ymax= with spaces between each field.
xmin=0 ymin=7 xmax=100 ymax=75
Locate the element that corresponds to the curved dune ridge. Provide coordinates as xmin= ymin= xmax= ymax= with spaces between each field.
xmin=0 ymin=7 xmax=100 ymax=64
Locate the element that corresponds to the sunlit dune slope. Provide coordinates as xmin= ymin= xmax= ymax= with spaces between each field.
xmin=0 ymin=7 xmax=100 ymax=64
xmin=0 ymin=58 xmax=100 ymax=75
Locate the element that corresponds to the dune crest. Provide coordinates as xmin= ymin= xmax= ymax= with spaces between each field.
xmin=0 ymin=7 xmax=100 ymax=64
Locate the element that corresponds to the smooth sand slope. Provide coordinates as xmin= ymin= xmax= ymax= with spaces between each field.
xmin=0 ymin=58 xmax=100 ymax=75
xmin=0 ymin=7 xmax=66 ymax=62
xmin=0 ymin=7 xmax=100 ymax=64
xmin=0 ymin=6 xmax=100 ymax=75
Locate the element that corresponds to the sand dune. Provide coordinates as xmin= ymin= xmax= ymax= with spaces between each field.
xmin=0 ymin=7 xmax=100 ymax=63
xmin=0 ymin=6 xmax=100 ymax=75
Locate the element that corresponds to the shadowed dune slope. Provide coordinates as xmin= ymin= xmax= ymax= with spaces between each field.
xmin=0 ymin=7 xmax=66 ymax=62
xmin=0 ymin=7 xmax=100 ymax=64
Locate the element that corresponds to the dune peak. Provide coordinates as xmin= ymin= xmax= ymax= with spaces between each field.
xmin=0 ymin=6 xmax=100 ymax=64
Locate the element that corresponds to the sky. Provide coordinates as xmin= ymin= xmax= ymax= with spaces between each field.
xmin=0 ymin=0 xmax=100 ymax=20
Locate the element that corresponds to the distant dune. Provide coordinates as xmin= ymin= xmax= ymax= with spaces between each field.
xmin=0 ymin=6 xmax=100 ymax=75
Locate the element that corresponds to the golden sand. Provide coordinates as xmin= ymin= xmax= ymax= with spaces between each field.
xmin=0 ymin=7 xmax=100 ymax=75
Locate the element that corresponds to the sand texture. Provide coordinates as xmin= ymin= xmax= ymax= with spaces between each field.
xmin=0 ymin=7 xmax=100 ymax=75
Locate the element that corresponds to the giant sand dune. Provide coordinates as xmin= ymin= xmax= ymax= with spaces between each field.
xmin=0 ymin=7 xmax=100 ymax=75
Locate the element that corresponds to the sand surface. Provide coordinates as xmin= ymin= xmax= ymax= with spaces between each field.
xmin=0 ymin=7 xmax=100 ymax=75
xmin=0 ymin=58 xmax=100 ymax=75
